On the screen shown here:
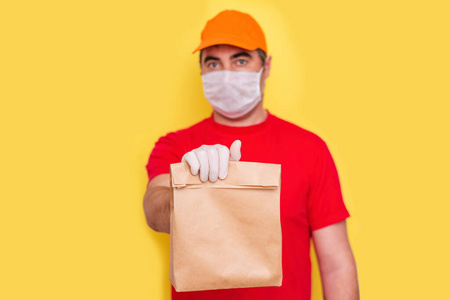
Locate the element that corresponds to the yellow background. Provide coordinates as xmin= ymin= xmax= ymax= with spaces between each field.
xmin=1 ymin=0 xmax=449 ymax=299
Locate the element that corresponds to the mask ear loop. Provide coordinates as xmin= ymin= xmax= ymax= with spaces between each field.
xmin=259 ymin=67 xmax=266 ymax=96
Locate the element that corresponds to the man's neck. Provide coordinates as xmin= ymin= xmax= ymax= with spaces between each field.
xmin=212 ymin=103 xmax=268 ymax=127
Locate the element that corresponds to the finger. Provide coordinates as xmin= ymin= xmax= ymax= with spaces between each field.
xmin=230 ymin=140 xmax=242 ymax=161
xmin=194 ymin=148 xmax=209 ymax=182
xmin=206 ymin=146 xmax=219 ymax=182
xmin=217 ymin=145 xmax=230 ymax=179
xmin=182 ymin=151 xmax=200 ymax=176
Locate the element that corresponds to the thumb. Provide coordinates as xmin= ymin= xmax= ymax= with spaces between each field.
xmin=229 ymin=140 xmax=242 ymax=161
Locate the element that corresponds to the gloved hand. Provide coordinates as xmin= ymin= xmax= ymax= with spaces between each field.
xmin=181 ymin=140 xmax=242 ymax=182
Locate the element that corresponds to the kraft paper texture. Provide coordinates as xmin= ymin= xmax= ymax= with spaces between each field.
xmin=169 ymin=161 xmax=282 ymax=292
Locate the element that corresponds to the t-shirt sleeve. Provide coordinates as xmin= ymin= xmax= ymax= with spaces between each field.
xmin=146 ymin=132 xmax=183 ymax=182
xmin=307 ymin=140 xmax=350 ymax=230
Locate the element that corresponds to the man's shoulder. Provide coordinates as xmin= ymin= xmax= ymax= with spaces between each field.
xmin=170 ymin=116 xmax=210 ymax=135
xmin=156 ymin=116 xmax=211 ymax=142
xmin=152 ymin=117 xmax=211 ymax=154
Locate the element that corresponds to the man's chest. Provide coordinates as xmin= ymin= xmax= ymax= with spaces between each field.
xmin=186 ymin=133 xmax=311 ymax=228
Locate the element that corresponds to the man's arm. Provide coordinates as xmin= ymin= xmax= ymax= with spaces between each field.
xmin=143 ymin=174 xmax=170 ymax=233
xmin=312 ymin=220 xmax=359 ymax=300
xmin=143 ymin=140 xmax=241 ymax=233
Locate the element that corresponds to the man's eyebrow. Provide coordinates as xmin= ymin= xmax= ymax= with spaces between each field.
xmin=203 ymin=52 xmax=252 ymax=64
xmin=230 ymin=52 xmax=252 ymax=59
xmin=204 ymin=56 xmax=220 ymax=64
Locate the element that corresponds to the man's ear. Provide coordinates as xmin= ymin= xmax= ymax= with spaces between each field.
xmin=263 ymin=55 xmax=272 ymax=79
xmin=198 ymin=50 xmax=203 ymax=71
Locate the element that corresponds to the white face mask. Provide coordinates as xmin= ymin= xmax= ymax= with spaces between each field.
xmin=201 ymin=67 xmax=264 ymax=119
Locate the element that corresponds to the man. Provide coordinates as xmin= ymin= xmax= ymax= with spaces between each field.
xmin=143 ymin=10 xmax=359 ymax=300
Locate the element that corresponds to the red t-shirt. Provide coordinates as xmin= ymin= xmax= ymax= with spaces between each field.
xmin=146 ymin=111 xmax=349 ymax=300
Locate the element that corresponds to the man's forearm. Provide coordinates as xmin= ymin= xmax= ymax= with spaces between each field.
xmin=143 ymin=185 xmax=170 ymax=233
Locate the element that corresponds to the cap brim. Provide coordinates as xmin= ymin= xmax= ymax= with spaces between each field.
xmin=192 ymin=36 xmax=259 ymax=54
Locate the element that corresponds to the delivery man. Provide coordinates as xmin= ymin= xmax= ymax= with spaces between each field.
xmin=143 ymin=9 xmax=359 ymax=300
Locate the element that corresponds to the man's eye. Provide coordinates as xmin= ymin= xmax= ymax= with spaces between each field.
xmin=208 ymin=62 xmax=218 ymax=68
xmin=237 ymin=59 xmax=246 ymax=65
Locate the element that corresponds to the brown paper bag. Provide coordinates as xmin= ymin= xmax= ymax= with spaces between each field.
xmin=169 ymin=161 xmax=282 ymax=292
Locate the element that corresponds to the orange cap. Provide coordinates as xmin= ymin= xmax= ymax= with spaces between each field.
xmin=193 ymin=10 xmax=267 ymax=54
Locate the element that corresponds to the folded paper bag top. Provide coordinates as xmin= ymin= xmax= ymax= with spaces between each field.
xmin=169 ymin=161 xmax=282 ymax=292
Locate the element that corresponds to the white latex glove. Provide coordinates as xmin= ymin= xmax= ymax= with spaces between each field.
xmin=181 ymin=140 xmax=242 ymax=182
